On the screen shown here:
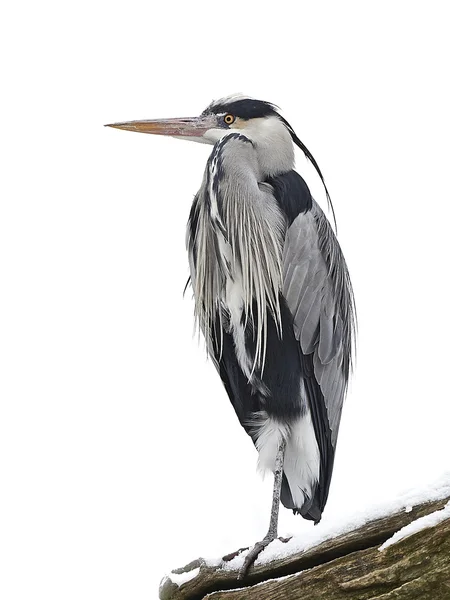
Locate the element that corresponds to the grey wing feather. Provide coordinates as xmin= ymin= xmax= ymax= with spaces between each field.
xmin=282 ymin=200 xmax=355 ymax=448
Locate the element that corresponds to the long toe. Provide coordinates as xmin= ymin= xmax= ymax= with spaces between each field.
xmin=238 ymin=535 xmax=275 ymax=579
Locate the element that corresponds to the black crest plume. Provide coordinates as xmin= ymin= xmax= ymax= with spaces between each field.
xmin=278 ymin=115 xmax=337 ymax=232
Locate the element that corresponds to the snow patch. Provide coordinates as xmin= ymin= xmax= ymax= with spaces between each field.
xmin=201 ymin=472 xmax=450 ymax=571
xmin=379 ymin=500 xmax=450 ymax=551
xmin=169 ymin=567 xmax=200 ymax=587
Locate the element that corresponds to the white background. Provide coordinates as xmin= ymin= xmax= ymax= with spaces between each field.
xmin=1 ymin=1 xmax=449 ymax=599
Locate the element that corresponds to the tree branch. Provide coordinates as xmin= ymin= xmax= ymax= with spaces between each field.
xmin=159 ymin=494 xmax=450 ymax=600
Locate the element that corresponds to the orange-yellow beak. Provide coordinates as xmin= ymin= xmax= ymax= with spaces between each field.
xmin=105 ymin=115 xmax=217 ymax=139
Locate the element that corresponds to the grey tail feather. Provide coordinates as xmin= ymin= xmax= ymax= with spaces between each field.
xmin=280 ymin=474 xmax=322 ymax=524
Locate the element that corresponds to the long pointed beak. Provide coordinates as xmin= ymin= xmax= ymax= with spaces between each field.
xmin=105 ymin=115 xmax=215 ymax=138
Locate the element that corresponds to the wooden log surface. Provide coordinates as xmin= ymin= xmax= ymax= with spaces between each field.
xmin=159 ymin=494 xmax=450 ymax=600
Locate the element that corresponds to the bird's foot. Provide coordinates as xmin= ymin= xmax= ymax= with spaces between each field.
xmin=237 ymin=534 xmax=292 ymax=579
xmin=238 ymin=534 xmax=275 ymax=580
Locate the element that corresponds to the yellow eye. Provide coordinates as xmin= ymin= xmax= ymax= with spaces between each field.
xmin=224 ymin=114 xmax=235 ymax=125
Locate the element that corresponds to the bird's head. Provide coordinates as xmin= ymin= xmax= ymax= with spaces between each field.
xmin=107 ymin=94 xmax=333 ymax=210
xmin=106 ymin=94 xmax=292 ymax=146
xmin=107 ymin=95 xmax=307 ymax=176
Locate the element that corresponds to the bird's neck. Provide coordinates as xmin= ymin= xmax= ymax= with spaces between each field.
xmin=242 ymin=117 xmax=295 ymax=177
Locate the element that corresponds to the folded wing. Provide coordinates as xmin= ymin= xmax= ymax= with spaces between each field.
xmin=282 ymin=200 xmax=355 ymax=515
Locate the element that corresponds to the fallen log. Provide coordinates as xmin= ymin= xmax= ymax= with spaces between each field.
xmin=159 ymin=481 xmax=450 ymax=600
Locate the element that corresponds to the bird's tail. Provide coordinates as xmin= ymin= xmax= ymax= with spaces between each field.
xmin=280 ymin=474 xmax=322 ymax=523
xmin=279 ymin=411 xmax=322 ymax=523
xmin=253 ymin=411 xmax=323 ymax=522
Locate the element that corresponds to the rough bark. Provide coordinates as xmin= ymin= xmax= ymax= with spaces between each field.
xmin=159 ymin=494 xmax=450 ymax=600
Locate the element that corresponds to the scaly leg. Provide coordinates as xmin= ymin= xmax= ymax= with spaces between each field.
xmin=239 ymin=437 xmax=286 ymax=579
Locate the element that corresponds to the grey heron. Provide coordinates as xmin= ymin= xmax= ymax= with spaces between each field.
xmin=106 ymin=95 xmax=356 ymax=576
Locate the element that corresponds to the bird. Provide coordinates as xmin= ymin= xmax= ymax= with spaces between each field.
xmin=106 ymin=94 xmax=356 ymax=577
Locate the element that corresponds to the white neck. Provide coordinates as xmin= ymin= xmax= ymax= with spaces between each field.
xmin=238 ymin=116 xmax=295 ymax=177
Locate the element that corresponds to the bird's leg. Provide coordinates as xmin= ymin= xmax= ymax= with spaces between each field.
xmin=239 ymin=436 xmax=287 ymax=579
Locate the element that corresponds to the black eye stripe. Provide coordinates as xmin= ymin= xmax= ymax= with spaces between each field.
xmin=204 ymin=99 xmax=278 ymax=120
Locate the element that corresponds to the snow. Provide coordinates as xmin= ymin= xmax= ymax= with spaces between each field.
xmin=167 ymin=567 xmax=200 ymax=587
xmin=379 ymin=500 xmax=450 ymax=551
xmin=203 ymin=472 xmax=450 ymax=571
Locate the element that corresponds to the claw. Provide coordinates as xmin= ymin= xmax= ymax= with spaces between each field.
xmin=238 ymin=535 xmax=275 ymax=579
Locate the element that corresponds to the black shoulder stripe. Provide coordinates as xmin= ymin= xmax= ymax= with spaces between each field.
xmin=266 ymin=170 xmax=312 ymax=225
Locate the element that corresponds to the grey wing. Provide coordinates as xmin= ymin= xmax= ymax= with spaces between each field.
xmin=283 ymin=200 xmax=355 ymax=511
